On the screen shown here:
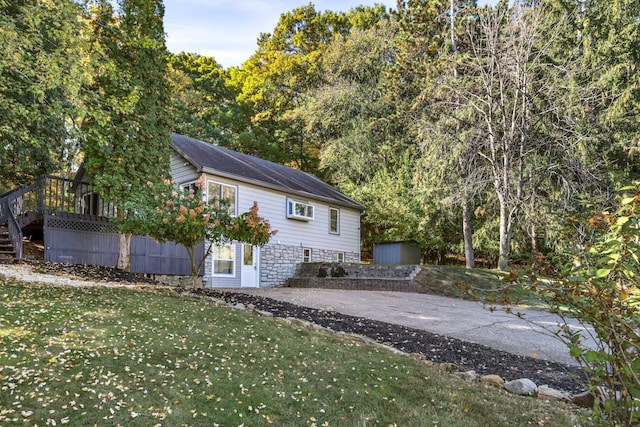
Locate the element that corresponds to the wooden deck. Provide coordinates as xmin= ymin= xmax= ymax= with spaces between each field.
xmin=0 ymin=175 xmax=115 ymax=263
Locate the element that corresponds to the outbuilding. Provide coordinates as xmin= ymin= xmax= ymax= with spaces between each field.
xmin=373 ymin=241 xmax=421 ymax=265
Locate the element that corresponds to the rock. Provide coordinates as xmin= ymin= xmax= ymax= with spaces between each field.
xmin=504 ymin=378 xmax=538 ymax=396
xmin=480 ymin=374 xmax=504 ymax=387
xmin=288 ymin=317 xmax=315 ymax=328
xmin=537 ymin=385 xmax=570 ymax=402
xmin=571 ymin=390 xmax=595 ymax=408
xmin=233 ymin=303 xmax=246 ymax=310
xmin=454 ymin=370 xmax=478 ymax=381
xmin=438 ymin=363 xmax=459 ymax=373
xmin=254 ymin=310 xmax=273 ymax=317
xmin=247 ymin=303 xmax=255 ymax=310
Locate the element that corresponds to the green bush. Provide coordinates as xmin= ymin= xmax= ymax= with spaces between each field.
xmin=527 ymin=184 xmax=640 ymax=426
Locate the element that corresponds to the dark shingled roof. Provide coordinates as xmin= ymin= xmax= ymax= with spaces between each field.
xmin=171 ymin=133 xmax=365 ymax=211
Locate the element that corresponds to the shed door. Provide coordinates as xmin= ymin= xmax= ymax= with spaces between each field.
xmin=241 ymin=244 xmax=259 ymax=287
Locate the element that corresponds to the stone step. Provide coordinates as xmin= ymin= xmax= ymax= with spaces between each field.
xmin=284 ymin=277 xmax=427 ymax=293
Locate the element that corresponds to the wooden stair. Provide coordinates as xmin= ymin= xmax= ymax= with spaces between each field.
xmin=0 ymin=225 xmax=17 ymax=263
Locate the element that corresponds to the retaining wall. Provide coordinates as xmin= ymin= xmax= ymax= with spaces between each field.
xmin=284 ymin=262 xmax=429 ymax=293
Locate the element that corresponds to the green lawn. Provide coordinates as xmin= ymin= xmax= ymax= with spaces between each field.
xmin=0 ymin=278 xmax=589 ymax=426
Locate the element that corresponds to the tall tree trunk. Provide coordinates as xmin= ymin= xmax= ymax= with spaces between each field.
xmin=531 ymin=223 xmax=538 ymax=254
xmin=498 ymin=200 xmax=510 ymax=270
xmin=462 ymin=195 xmax=475 ymax=269
xmin=117 ymin=233 xmax=131 ymax=271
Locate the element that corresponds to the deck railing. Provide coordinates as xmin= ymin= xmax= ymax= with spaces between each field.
xmin=0 ymin=175 xmax=117 ymax=262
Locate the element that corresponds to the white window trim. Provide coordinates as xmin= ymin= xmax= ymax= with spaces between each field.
xmin=336 ymin=252 xmax=345 ymax=263
xmin=212 ymin=244 xmax=236 ymax=277
xmin=182 ymin=181 xmax=198 ymax=193
xmin=207 ymin=179 xmax=237 ymax=216
xmin=303 ymin=247 xmax=312 ymax=263
xmin=329 ymin=207 xmax=340 ymax=234
xmin=287 ymin=199 xmax=314 ymax=221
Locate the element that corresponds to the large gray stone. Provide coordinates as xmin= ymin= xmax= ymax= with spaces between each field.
xmin=504 ymin=378 xmax=538 ymax=396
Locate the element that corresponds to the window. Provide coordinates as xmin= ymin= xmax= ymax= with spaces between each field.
xmin=303 ymin=248 xmax=312 ymax=263
xmin=329 ymin=207 xmax=340 ymax=234
xmin=208 ymin=180 xmax=237 ymax=215
xmin=213 ymin=245 xmax=234 ymax=275
xmin=336 ymin=252 xmax=344 ymax=263
xmin=287 ymin=199 xmax=314 ymax=221
xmin=243 ymin=244 xmax=253 ymax=266
xmin=182 ymin=182 xmax=198 ymax=193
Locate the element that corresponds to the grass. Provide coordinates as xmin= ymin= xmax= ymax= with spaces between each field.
xmin=415 ymin=265 xmax=549 ymax=309
xmin=0 ymin=278 xmax=591 ymax=426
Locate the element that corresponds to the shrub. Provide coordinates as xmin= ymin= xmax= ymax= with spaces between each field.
xmin=527 ymin=184 xmax=640 ymax=426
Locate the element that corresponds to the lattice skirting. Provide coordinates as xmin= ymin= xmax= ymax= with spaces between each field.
xmin=45 ymin=215 xmax=117 ymax=234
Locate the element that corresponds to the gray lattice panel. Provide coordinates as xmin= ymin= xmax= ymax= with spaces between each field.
xmin=45 ymin=216 xmax=117 ymax=234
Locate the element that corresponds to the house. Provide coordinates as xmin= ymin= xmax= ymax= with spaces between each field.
xmin=170 ymin=133 xmax=364 ymax=287
xmin=0 ymin=133 xmax=365 ymax=288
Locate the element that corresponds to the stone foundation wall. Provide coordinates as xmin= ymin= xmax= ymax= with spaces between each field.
xmin=199 ymin=243 xmax=360 ymax=288
xmin=260 ymin=244 xmax=358 ymax=287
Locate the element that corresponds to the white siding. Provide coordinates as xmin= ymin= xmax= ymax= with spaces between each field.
xmin=170 ymin=152 xmax=200 ymax=183
xmin=168 ymin=166 xmax=362 ymax=287
xmin=230 ymin=177 xmax=361 ymax=255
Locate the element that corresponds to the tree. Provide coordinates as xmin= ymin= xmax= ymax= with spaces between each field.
xmin=580 ymin=0 xmax=640 ymax=179
xmin=167 ymin=52 xmax=246 ymax=146
xmin=295 ymin=18 xmax=429 ymax=254
xmin=82 ymin=0 xmax=173 ymax=270
xmin=237 ymin=3 xmax=389 ymax=174
xmin=0 ymin=0 xmax=86 ymax=191
xmin=396 ymin=0 xmax=482 ymax=268
xmin=127 ymin=176 xmax=275 ymax=288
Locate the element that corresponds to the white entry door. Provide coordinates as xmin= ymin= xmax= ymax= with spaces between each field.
xmin=240 ymin=244 xmax=259 ymax=287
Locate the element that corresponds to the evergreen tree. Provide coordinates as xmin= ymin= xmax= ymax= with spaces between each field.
xmin=0 ymin=0 xmax=86 ymax=191
xmin=82 ymin=0 xmax=172 ymax=270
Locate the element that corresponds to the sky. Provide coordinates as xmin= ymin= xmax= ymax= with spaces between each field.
xmin=162 ymin=0 xmax=496 ymax=69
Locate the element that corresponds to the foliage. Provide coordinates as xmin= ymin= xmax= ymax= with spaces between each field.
xmin=0 ymin=279 xmax=590 ymax=426
xmin=167 ymin=52 xmax=248 ymax=147
xmin=580 ymin=0 xmax=640 ymax=177
xmin=82 ymin=0 xmax=173 ymax=270
xmin=236 ymin=3 xmax=390 ymax=174
xmin=120 ymin=175 xmax=275 ymax=288
xmin=524 ymin=183 xmax=640 ymax=425
xmin=83 ymin=0 xmax=172 ymax=205
xmin=0 ymin=0 xmax=86 ymax=191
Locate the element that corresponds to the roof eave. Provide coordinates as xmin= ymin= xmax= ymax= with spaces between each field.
xmin=201 ymin=166 xmax=365 ymax=211
xmin=172 ymin=140 xmax=204 ymax=173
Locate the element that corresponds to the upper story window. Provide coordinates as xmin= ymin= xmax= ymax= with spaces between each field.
xmin=287 ymin=199 xmax=314 ymax=221
xmin=329 ymin=207 xmax=340 ymax=234
xmin=207 ymin=180 xmax=237 ymax=216
xmin=182 ymin=182 xmax=198 ymax=193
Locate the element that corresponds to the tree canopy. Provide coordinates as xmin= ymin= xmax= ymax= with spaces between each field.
xmin=2 ymin=0 xmax=639 ymax=270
